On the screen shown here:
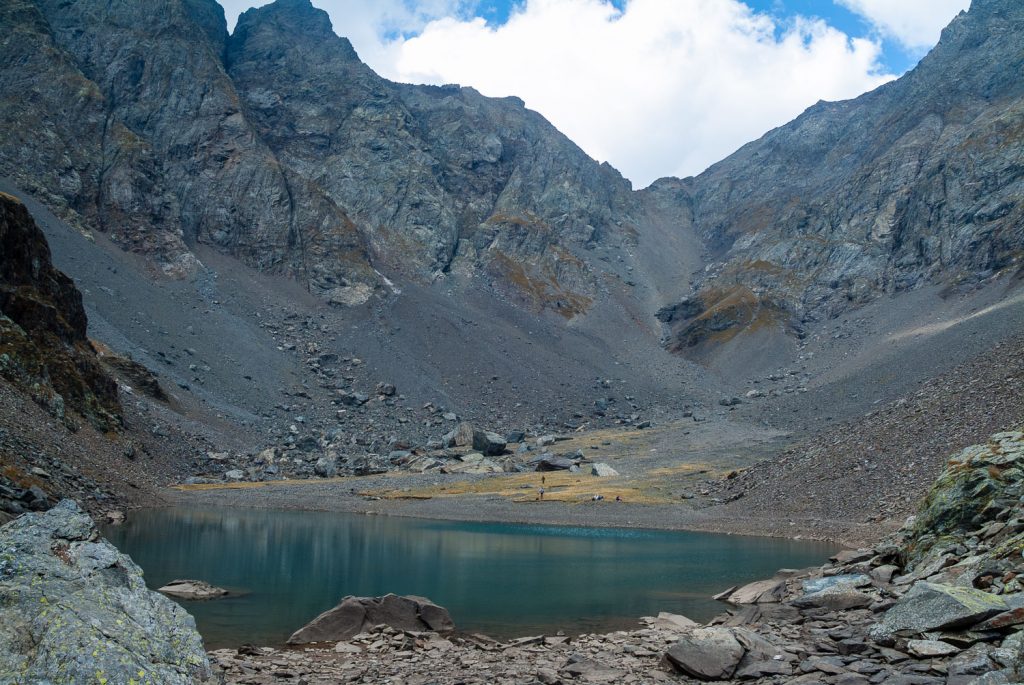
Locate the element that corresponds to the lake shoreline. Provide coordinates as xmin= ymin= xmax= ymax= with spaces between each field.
xmin=161 ymin=475 xmax=893 ymax=547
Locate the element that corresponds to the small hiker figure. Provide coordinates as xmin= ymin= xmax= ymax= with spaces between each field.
xmin=539 ymin=487 xmax=545 ymax=501
xmin=615 ymin=495 xmax=622 ymax=502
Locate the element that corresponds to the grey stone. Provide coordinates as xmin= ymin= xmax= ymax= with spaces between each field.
xmin=158 ymin=579 xmax=230 ymax=600
xmin=591 ymin=463 xmax=619 ymax=477
xmin=314 ymin=456 xmax=338 ymax=478
xmin=727 ymin=578 xmax=786 ymax=604
xmin=472 ymin=430 xmax=507 ymax=456
xmin=802 ymin=574 xmax=871 ymax=594
xmin=905 ymin=639 xmax=959 ymax=658
xmin=793 ymin=586 xmax=874 ymax=611
xmin=665 ymin=627 xmax=745 ymax=680
xmin=287 ymin=594 xmax=454 ymax=644
xmin=0 ymin=500 xmax=212 ymax=683
xmin=871 ymin=582 xmax=1007 ymax=639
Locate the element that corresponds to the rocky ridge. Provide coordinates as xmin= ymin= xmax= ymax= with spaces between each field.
xmin=0 ymin=192 xmax=120 ymax=431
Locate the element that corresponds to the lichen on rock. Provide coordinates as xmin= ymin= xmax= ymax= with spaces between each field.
xmin=0 ymin=500 xmax=212 ymax=683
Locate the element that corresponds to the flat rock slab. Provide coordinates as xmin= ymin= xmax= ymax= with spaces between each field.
xmin=288 ymin=593 xmax=454 ymax=644
xmin=906 ymin=639 xmax=960 ymax=658
xmin=561 ymin=658 xmax=625 ymax=683
xmin=665 ymin=627 xmax=745 ymax=680
xmin=727 ymin=578 xmax=786 ymax=604
xmin=158 ymin=579 xmax=230 ymax=600
xmin=871 ymin=582 xmax=1007 ymax=639
xmin=793 ymin=586 xmax=874 ymax=611
xmin=802 ymin=574 xmax=871 ymax=594
xmin=653 ymin=612 xmax=699 ymax=631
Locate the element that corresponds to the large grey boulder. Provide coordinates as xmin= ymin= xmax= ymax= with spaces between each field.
xmin=442 ymin=422 xmax=476 ymax=449
xmin=0 ymin=500 xmax=212 ymax=683
xmin=472 ymin=430 xmax=507 ymax=456
xmin=665 ymin=627 xmax=745 ymax=680
xmin=871 ymin=582 xmax=1008 ymax=640
xmin=288 ymin=593 xmax=455 ymax=644
xmin=314 ymin=456 xmax=338 ymax=478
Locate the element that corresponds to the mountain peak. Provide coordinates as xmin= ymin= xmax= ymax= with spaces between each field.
xmin=234 ymin=0 xmax=335 ymax=41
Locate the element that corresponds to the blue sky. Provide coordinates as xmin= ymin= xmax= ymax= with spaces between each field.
xmin=219 ymin=0 xmax=970 ymax=185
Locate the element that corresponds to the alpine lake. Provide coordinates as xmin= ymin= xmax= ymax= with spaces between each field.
xmin=103 ymin=507 xmax=836 ymax=648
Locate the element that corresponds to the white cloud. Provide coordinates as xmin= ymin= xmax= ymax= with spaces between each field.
xmin=836 ymin=0 xmax=970 ymax=49
xmin=218 ymin=0 xmax=910 ymax=187
xmin=373 ymin=0 xmax=894 ymax=186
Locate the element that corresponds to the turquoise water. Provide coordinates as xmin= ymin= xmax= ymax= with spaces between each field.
xmin=103 ymin=507 xmax=834 ymax=648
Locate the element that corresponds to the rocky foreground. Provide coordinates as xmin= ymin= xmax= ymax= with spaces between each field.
xmin=212 ymin=429 xmax=1024 ymax=684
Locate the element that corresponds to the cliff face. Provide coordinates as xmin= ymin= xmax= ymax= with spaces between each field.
xmin=0 ymin=0 xmax=639 ymax=314
xmin=0 ymin=193 xmax=120 ymax=430
xmin=656 ymin=0 xmax=1024 ymax=351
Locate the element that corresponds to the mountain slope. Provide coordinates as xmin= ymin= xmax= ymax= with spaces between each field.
xmin=1 ymin=0 xmax=648 ymax=316
xmin=655 ymin=0 xmax=1024 ymax=355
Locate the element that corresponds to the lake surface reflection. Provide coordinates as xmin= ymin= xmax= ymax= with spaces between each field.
xmin=104 ymin=507 xmax=834 ymax=648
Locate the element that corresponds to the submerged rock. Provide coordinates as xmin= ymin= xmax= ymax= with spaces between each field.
xmin=0 ymin=500 xmax=212 ymax=683
xmin=158 ymin=579 xmax=230 ymax=600
xmin=288 ymin=593 xmax=454 ymax=644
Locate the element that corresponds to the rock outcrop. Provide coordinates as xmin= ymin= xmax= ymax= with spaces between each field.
xmin=0 ymin=500 xmax=212 ymax=683
xmin=0 ymin=192 xmax=120 ymax=430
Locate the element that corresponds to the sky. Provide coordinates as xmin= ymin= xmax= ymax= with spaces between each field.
xmin=217 ymin=0 xmax=971 ymax=188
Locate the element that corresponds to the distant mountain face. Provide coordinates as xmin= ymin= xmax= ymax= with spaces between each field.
xmin=653 ymin=0 xmax=1024 ymax=353
xmin=1 ymin=0 xmax=1021 ymax=355
xmin=0 ymin=0 xmax=638 ymax=317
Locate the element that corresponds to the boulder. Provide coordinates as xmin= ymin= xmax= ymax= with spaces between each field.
xmin=591 ymin=463 xmax=619 ymax=477
xmin=533 ymin=455 xmax=576 ymax=471
xmin=665 ymin=627 xmax=745 ymax=680
xmin=653 ymin=612 xmax=699 ymax=631
xmin=288 ymin=594 xmax=454 ymax=644
xmin=224 ymin=469 xmax=246 ymax=481
xmin=158 ymin=579 xmax=229 ymax=600
xmin=0 ymin=500 xmax=212 ymax=683
xmin=442 ymin=422 xmax=475 ymax=448
xmin=871 ymin=582 xmax=1007 ymax=640
xmin=472 ymin=430 xmax=507 ymax=456
xmin=505 ymin=430 xmax=526 ymax=443
xmin=314 ymin=456 xmax=337 ymax=478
